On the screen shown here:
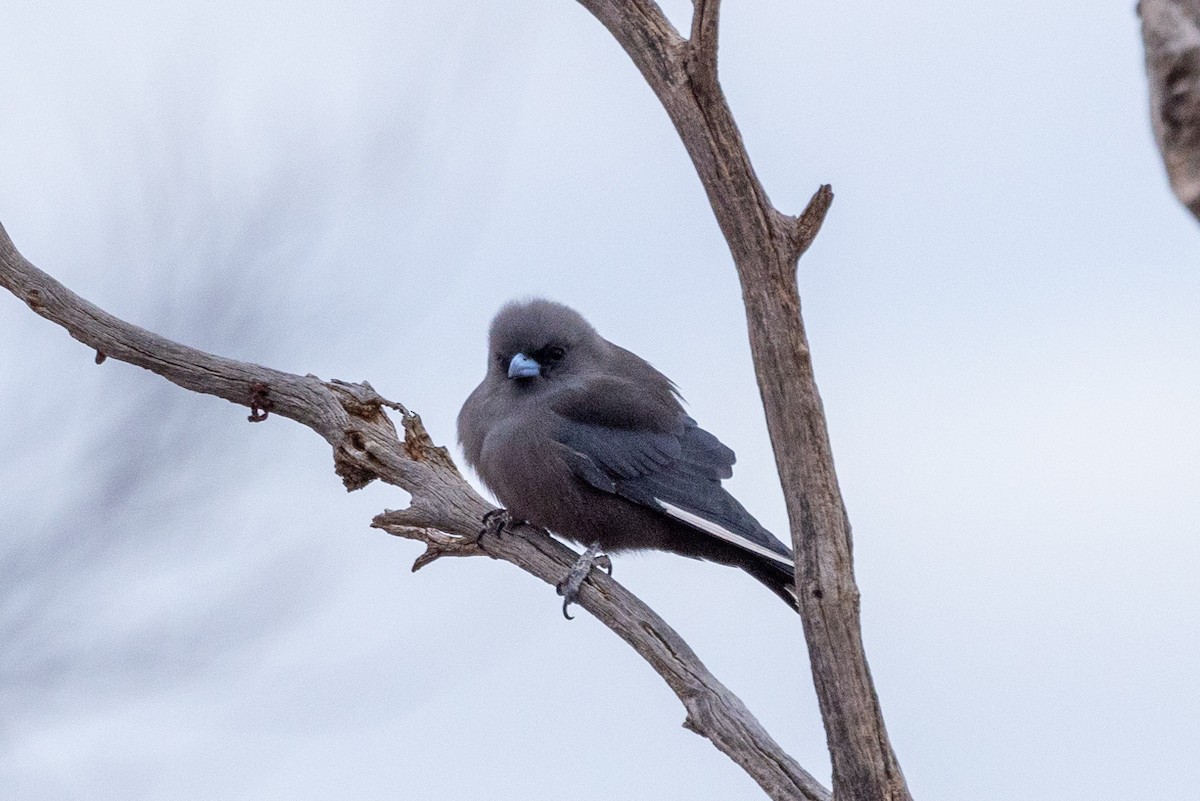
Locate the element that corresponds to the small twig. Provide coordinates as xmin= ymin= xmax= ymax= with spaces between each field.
xmin=787 ymin=184 xmax=834 ymax=263
xmin=689 ymin=0 xmax=721 ymax=83
xmin=373 ymin=511 xmax=484 ymax=570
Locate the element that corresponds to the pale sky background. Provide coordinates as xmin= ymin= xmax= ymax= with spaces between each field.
xmin=2 ymin=2 xmax=1198 ymax=799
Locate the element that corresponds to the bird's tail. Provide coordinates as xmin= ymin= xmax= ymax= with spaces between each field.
xmin=742 ymin=558 xmax=799 ymax=612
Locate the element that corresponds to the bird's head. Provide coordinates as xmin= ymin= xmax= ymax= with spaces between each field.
xmin=486 ymin=298 xmax=600 ymax=388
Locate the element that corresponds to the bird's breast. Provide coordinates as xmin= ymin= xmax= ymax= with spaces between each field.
xmin=476 ymin=416 xmax=576 ymax=523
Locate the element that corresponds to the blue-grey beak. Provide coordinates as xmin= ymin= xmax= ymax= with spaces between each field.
xmin=507 ymin=352 xmax=541 ymax=379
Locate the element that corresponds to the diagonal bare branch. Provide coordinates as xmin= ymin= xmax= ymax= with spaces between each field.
xmin=0 ymin=220 xmax=830 ymax=801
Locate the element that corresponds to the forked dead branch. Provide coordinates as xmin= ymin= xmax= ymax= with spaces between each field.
xmin=575 ymin=2 xmax=910 ymax=799
xmin=1 ymin=1 xmax=912 ymax=800
xmin=0 ymin=222 xmax=827 ymax=800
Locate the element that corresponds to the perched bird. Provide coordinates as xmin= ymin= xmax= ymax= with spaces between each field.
xmin=458 ymin=299 xmax=798 ymax=614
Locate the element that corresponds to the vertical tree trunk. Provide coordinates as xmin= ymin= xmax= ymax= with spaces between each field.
xmin=575 ymin=2 xmax=913 ymax=798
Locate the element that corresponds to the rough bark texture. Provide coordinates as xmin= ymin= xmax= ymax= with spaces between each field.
xmin=0 ymin=222 xmax=828 ymax=801
xmin=1141 ymin=0 xmax=1200 ymax=222
xmin=573 ymin=1 xmax=912 ymax=799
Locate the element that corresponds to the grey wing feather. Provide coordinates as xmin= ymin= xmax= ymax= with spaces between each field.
xmin=557 ymin=416 xmax=793 ymax=563
xmin=560 ymin=422 xmax=681 ymax=480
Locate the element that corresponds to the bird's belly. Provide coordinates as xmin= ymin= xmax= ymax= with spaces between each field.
xmin=476 ymin=423 xmax=666 ymax=549
xmin=477 ymin=423 xmax=576 ymax=525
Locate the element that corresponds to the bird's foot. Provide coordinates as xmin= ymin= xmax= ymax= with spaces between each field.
xmin=556 ymin=543 xmax=613 ymax=620
xmin=477 ymin=508 xmax=512 ymax=545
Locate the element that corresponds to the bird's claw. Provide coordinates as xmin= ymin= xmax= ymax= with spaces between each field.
xmin=477 ymin=508 xmax=512 ymax=545
xmin=556 ymin=543 xmax=611 ymax=620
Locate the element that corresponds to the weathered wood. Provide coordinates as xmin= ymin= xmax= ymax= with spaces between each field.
xmin=574 ymin=1 xmax=912 ymax=798
xmin=0 ymin=221 xmax=829 ymax=801
xmin=1141 ymin=0 xmax=1200 ymax=222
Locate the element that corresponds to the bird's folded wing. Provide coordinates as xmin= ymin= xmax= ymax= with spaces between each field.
xmin=555 ymin=409 xmax=793 ymax=568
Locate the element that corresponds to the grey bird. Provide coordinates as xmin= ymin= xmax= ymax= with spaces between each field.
xmin=458 ymin=299 xmax=798 ymax=615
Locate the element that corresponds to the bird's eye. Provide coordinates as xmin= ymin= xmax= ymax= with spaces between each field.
xmin=545 ymin=345 xmax=566 ymax=362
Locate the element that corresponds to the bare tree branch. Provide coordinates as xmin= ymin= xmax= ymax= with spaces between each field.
xmin=574 ymin=2 xmax=911 ymax=799
xmin=1141 ymin=0 xmax=1200 ymax=223
xmin=0 ymin=221 xmax=829 ymax=801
